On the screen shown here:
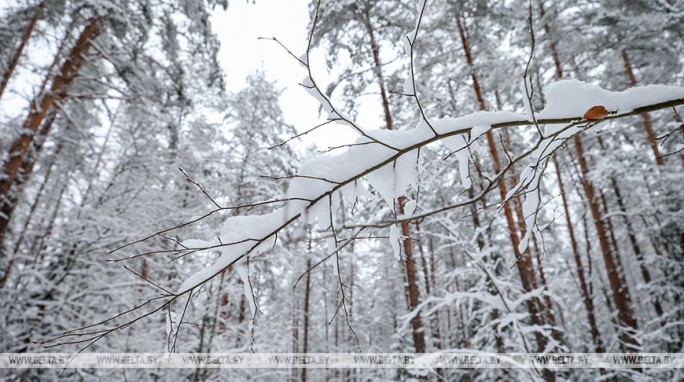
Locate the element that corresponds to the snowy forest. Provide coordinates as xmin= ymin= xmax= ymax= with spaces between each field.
xmin=0 ymin=0 xmax=683 ymax=381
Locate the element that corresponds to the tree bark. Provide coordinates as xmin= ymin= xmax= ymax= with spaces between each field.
xmin=359 ymin=5 xmax=393 ymax=131
xmin=539 ymin=2 xmax=563 ymax=80
xmin=0 ymin=19 xmax=100 ymax=248
xmin=505 ymin=128 xmax=558 ymax=340
xmin=360 ymin=5 xmax=426 ymax=354
xmin=595 ymin=137 xmax=665 ymax=317
xmin=0 ymin=2 xmax=44 ymax=100
xmin=466 ymin=186 xmax=507 ymax=356
xmin=456 ymin=12 xmax=551 ymax=370
xmin=0 ymin=141 xmax=60 ymax=288
xmin=218 ymin=287 xmax=230 ymax=334
xmin=621 ymin=50 xmax=664 ymax=165
xmin=574 ymin=136 xmax=640 ymax=350
xmin=301 ymin=257 xmax=312 ymax=382
xmin=539 ymin=3 xmax=633 ymax=353
xmin=531 ymin=235 xmax=562 ymax=342
xmin=399 ymin=197 xmax=427 ymax=353
xmin=30 ymin=174 xmax=69 ymax=263
xmin=552 ymin=155 xmax=604 ymax=352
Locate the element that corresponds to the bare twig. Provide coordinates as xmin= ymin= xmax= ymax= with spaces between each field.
xmin=404 ymin=0 xmax=439 ymax=136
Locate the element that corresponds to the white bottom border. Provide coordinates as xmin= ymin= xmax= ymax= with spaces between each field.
xmin=1 ymin=353 xmax=681 ymax=369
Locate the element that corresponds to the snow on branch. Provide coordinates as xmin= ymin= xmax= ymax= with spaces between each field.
xmin=39 ymin=0 xmax=684 ymax=351
xmin=170 ymin=80 xmax=684 ymax=295
xmin=49 ymin=65 xmax=684 ymax=357
xmin=129 ymin=83 xmax=684 ymax=301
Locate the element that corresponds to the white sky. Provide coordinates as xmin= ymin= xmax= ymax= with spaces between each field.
xmin=211 ymin=0 xmax=359 ymax=149
xmin=1 ymin=1 xmax=366 ymax=149
xmin=211 ymin=0 xmax=378 ymax=150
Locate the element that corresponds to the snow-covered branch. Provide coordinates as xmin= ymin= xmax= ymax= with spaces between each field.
xmin=38 ymin=0 xmax=684 ymax=353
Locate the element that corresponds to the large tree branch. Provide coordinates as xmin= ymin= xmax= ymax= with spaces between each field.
xmin=39 ymin=0 xmax=684 ymax=350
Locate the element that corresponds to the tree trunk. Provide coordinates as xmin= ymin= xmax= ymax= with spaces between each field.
xmin=291 ymin=296 xmax=299 ymax=381
xmin=30 ymin=174 xmax=69 ymax=263
xmin=0 ymin=19 xmax=100 ymax=248
xmin=552 ymin=155 xmax=604 ymax=352
xmin=0 ymin=142 xmax=60 ymax=288
xmin=0 ymin=31 xmax=66 ymax=253
xmin=418 ymin=224 xmax=444 ymax=376
xmin=426 ymin=236 xmax=443 ymax=350
xmin=602 ymin=162 xmax=664 ymax=316
xmin=359 ymin=5 xmax=393 ymax=131
xmin=574 ymin=136 xmax=640 ymax=350
xmin=505 ymin=127 xmax=559 ymax=341
xmin=621 ymin=50 xmax=664 ymax=165
xmin=539 ymin=2 xmax=563 ymax=80
xmin=292 ymin=297 xmax=299 ymax=353
xmin=399 ymin=197 xmax=427 ymax=353
xmin=531 ymin=235 xmax=562 ymax=342
xmin=539 ymin=3 xmax=633 ymax=353
xmin=0 ymin=2 xmax=44 ymax=100
xmin=466 ymin=186 xmax=507 ymax=356
xmin=218 ymin=287 xmax=230 ymax=334
xmin=596 ymin=135 xmax=661 ymax=273
xmin=361 ymin=6 xmax=426 ymax=354
xmin=301 ymin=258 xmax=312 ymax=382
xmin=456 ymin=12 xmax=551 ymax=369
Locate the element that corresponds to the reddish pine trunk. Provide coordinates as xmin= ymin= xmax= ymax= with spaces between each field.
xmin=574 ymin=136 xmax=640 ymax=350
xmin=595 ymin=137 xmax=664 ymax=317
xmin=218 ymin=288 xmax=230 ymax=334
xmin=621 ymin=50 xmax=664 ymax=165
xmin=0 ymin=2 xmax=44 ymax=100
xmin=0 ymin=32 xmax=65 ymax=254
xmin=456 ymin=13 xmax=551 ymax=366
xmin=238 ymin=296 xmax=246 ymax=324
xmin=505 ymin=129 xmax=558 ymax=338
xmin=0 ymin=110 xmax=58 ymax=250
xmin=0 ymin=141 xmax=61 ymax=287
xmin=540 ymin=5 xmax=610 ymax=354
xmin=140 ymin=260 xmax=149 ymax=280
xmin=552 ymin=155 xmax=604 ymax=352
xmin=0 ymin=20 xmax=100 ymax=248
xmin=361 ymin=6 xmax=426 ymax=354
xmin=458 ymin=11 xmax=561 ymax=380
xmin=486 ymin=130 xmax=550 ymax=353
xmin=539 ymin=2 xmax=563 ymax=80
xmin=456 ymin=13 xmax=486 ymax=111
xmin=359 ymin=5 xmax=393 ymax=131
xmin=399 ymin=197 xmax=427 ymax=353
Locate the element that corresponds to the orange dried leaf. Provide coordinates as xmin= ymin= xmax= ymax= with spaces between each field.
xmin=583 ymin=105 xmax=609 ymax=120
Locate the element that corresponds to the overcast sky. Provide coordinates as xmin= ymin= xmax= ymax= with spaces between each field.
xmin=211 ymin=0 xmax=363 ymax=149
xmin=1 ymin=1 xmax=370 ymax=149
xmin=212 ymin=0 xmax=348 ymax=149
